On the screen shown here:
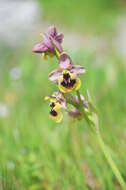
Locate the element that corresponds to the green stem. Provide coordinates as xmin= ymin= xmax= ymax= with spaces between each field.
xmin=76 ymin=90 xmax=126 ymax=190
xmin=96 ymin=130 xmax=126 ymax=190
xmin=55 ymin=47 xmax=61 ymax=60
xmin=76 ymin=91 xmax=91 ymax=126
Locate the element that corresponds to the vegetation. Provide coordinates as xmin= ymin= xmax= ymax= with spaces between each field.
xmin=41 ymin=0 xmax=125 ymax=33
xmin=0 ymin=47 xmax=126 ymax=189
xmin=0 ymin=0 xmax=126 ymax=189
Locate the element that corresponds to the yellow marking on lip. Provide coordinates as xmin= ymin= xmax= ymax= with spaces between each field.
xmin=58 ymin=84 xmax=73 ymax=93
xmin=74 ymin=78 xmax=81 ymax=91
xmin=50 ymin=110 xmax=63 ymax=123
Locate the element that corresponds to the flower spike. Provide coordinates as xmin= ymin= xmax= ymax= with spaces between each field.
xmin=33 ymin=26 xmax=126 ymax=190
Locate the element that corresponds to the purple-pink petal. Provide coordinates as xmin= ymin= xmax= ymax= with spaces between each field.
xmin=55 ymin=33 xmax=64 ymax=43
xmin=32 ymin=42 xmax=48 ymax=53
xmin=48 ymin=69 xmax=62 ymax=81
xmin=43 ymin=34 xmax=54 ymax=50
xmin=52 ymin=39 xmax=63 ymax=53
xmin=48 ymin=25 xmax=57 ymax=37
xmin=71 ymin=65 xmax=86 ymax=75
xmin=74 ymin=95 xmax=88 ymax=108
xmin=68 ymin=109 xmax=81 ymax=118
xmin=59 ymin=53 xmax=72 ymax=69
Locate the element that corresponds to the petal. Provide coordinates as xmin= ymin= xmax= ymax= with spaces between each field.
xmin=55 ymin=33 xmax=64 ymax=43
xmin=59 ymin=53 xmax=72 ymax=69
xmin=43 ymin=34 xmax=54 ymax=50
xmin=52 ymin=38 xmax=63 ymax=53
xmin=60 ymin=100 xmax=66 ymax=109
xmin=74 ymin=78 xmax=81 ymax=91
xmin=68 ymin=109 xmax=82 ymax=119
xmin=71 ymin=65 xmax=86 ymax=75
xmin=32 ymin=42 xmax=48 ymax=53
xmin=48 ymin=25 xmax=57 ymax=37
xmin=52 ymin=91 xmax=62 ymax=99
xmin=52 ymin=91 xmax=66 ymax=109
xmin=48 ymin=69 xmax=62 ymax=81
xmin=73 ymin=95 xmax=88 ymax=108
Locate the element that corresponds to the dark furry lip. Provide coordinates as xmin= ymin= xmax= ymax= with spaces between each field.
xmin=50 ymin=109 xmax=57 ymax=117
xmin=61 ymin=79 xmax=76 ymax=88
xmin=63 ymin=73 xmax=70 ymax=80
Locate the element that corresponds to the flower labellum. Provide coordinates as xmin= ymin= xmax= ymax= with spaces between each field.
xmin=58 ymin=70 xmax=81 ymax=93
xmin=45 ymin=92 xmax=66 ymax=123
xmin=49 ymin=102 xmax=63 ymax=123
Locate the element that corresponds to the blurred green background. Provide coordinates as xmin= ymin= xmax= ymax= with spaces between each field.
xmin=0 ymin=0 xmax=126 ymax=189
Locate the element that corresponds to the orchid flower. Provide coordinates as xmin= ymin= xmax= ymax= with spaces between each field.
xmin=32 ymin=26 xmax=64 ymax=59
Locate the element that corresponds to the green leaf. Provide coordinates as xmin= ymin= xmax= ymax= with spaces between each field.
xmin=86 ymin=90 xmax=97 ymax=114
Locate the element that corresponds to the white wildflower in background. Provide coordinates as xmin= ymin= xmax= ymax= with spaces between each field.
xmin=0 ymin=103 xmax=9 ymax=118
xmin=10 ymin=67 xmax=21 ymax=81
xmin=8 ymin=160 xmax=15 ymax=170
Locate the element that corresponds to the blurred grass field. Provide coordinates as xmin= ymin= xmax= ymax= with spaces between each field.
xmin=41 ymin=0 xmax=125 ymax=34
xmin=0 ymin=0 xmax=126 ymax=190
xmin=0 ymin=48 xmax=126 ymax=189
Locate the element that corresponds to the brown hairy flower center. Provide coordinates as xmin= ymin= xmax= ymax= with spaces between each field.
xmin=61 ymin=73 xmax=76 ymax=88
